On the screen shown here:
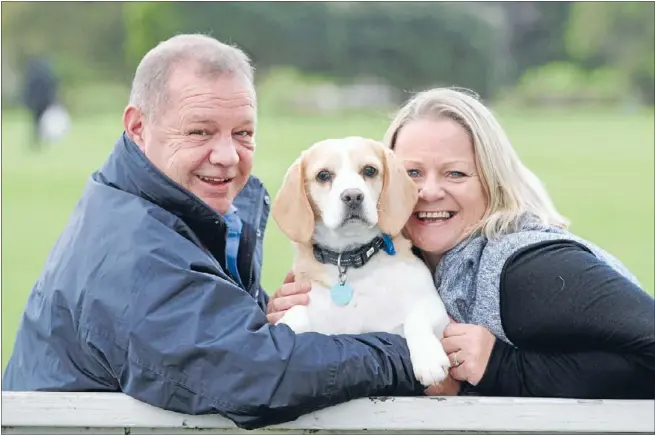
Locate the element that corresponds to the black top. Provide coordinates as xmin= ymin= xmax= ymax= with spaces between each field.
xmin=468 ymin=240 xmax=655 ymax=399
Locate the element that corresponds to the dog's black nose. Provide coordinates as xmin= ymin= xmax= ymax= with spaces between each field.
xmin=341 ymin=189 xmax=364 ymax=208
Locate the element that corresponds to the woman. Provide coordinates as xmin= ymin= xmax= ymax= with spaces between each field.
xmin=267 ymin=88 xmax=655 ymax=399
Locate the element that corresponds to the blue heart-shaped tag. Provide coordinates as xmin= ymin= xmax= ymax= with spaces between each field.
xmin=330 ymin=283 xmax=354 ymax=306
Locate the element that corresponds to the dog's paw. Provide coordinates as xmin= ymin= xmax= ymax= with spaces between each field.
xmin=276 ymin=305 xmax=311 ymax=334
xmin=410 ymin=337 xmax=451 ymax=387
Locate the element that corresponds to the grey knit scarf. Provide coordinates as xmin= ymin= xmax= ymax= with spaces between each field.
xmin=432 ymin=214 xmax=642 ymax=345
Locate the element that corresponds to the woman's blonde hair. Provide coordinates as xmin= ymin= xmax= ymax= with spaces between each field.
xmin=383 ymin=87 xmax=569 ymax=239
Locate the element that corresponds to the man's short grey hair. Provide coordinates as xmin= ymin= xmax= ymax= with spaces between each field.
xmin=128 ymin=34 xmax=255 ymax=121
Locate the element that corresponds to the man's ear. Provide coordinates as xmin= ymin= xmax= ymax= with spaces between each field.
xmin=272 ymin=154 xmax=315 ymax=244
xmin=123 ymin=105 xmax=146 ymax=149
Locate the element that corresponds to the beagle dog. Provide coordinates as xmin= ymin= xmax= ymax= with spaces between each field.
xmin=271 ymin=136 xmax=451 ymax=387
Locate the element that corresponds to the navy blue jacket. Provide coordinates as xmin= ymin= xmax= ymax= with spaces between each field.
xmin=2 ymin=134 xmax=424 ymax=429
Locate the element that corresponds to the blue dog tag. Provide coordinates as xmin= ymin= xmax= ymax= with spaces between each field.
xmin=330 ymin=282 xmax=354 ymax=306
xmin=382 ymin=233 xmax=396 ymax=255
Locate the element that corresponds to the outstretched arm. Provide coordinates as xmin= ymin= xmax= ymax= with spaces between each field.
xmin=92 ymin=250 xmax=424 ymax=430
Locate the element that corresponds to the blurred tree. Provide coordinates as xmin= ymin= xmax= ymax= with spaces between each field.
xmin=565 ymin=2 xmax=655 ymax=103
xmin=1 ymin=1 xmax=126 ymax=82
xmin=329 ymin=2 xmax=501 ymax=97
xmin=122 ymin=1 xmax=501 ymax=98
xmin=6 ymin=1 xmax=653 ymax=106
xmin=502 ymin=2 xmax=573 ymax=82
xmin=123 ymin=1 xmax=186 ymax=73
xmin=123 ymin=2 xmax=334 ymax=80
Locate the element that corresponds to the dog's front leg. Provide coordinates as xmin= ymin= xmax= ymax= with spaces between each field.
xmin=403 ymin=297 xmax=451 ymax=387
xmin=276 ymin=304 xmax=312 ymax=334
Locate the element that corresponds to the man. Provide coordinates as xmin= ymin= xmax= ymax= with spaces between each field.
xmin=3 ymin=34 xmax=425 ymax=429
xmin=22 ymin=56 xmax=59 ymax=149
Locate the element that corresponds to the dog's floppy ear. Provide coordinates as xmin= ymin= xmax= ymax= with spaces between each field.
xmin=272 ymin=154 xmax=315 ymax=244
xmin=378 ymin=147 xmax=418 ymax=237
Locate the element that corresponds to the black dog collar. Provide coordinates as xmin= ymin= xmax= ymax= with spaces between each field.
xmin=313 ymin=235 xmax=387 ymax=269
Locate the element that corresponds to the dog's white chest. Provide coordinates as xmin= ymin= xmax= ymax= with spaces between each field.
xmin=302 ymin=255 xmax=436 ymax=336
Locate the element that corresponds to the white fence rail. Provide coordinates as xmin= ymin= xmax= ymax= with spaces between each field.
xmin=2 ymin=392 xmax=653 ymax=434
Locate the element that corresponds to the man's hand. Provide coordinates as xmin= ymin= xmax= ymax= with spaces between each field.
xmin=442 ymin=322 xmax=495 ymax=386
xmin=266 ymin=270 xmax=311 ymax=324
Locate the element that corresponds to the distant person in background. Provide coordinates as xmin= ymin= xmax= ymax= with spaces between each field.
xmin=268 ymin=87 xmax=655 ymax=399
xmin=3 ymin=34 xmax=428 ymax=429
xmin=22 ymin=57 xmax=60 ymax=149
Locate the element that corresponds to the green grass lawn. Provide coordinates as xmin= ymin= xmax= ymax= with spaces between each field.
xmin=2 ymin=107 xmax=653 ymax=370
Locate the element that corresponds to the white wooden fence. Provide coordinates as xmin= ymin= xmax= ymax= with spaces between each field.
xmin=2 ymin=392 xmax=653 ymax=434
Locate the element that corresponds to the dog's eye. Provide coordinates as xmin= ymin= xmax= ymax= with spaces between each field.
xmin=362 ymin=165 xmax=378 ymax=178
xmin=316 ymin=170 xmax=332 ymax=183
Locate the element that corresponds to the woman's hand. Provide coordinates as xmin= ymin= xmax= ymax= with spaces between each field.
xmin=442 ymin=322 xmax=496 ymax=386
xmin=266 ymin=270 xmax=311 ymax=324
